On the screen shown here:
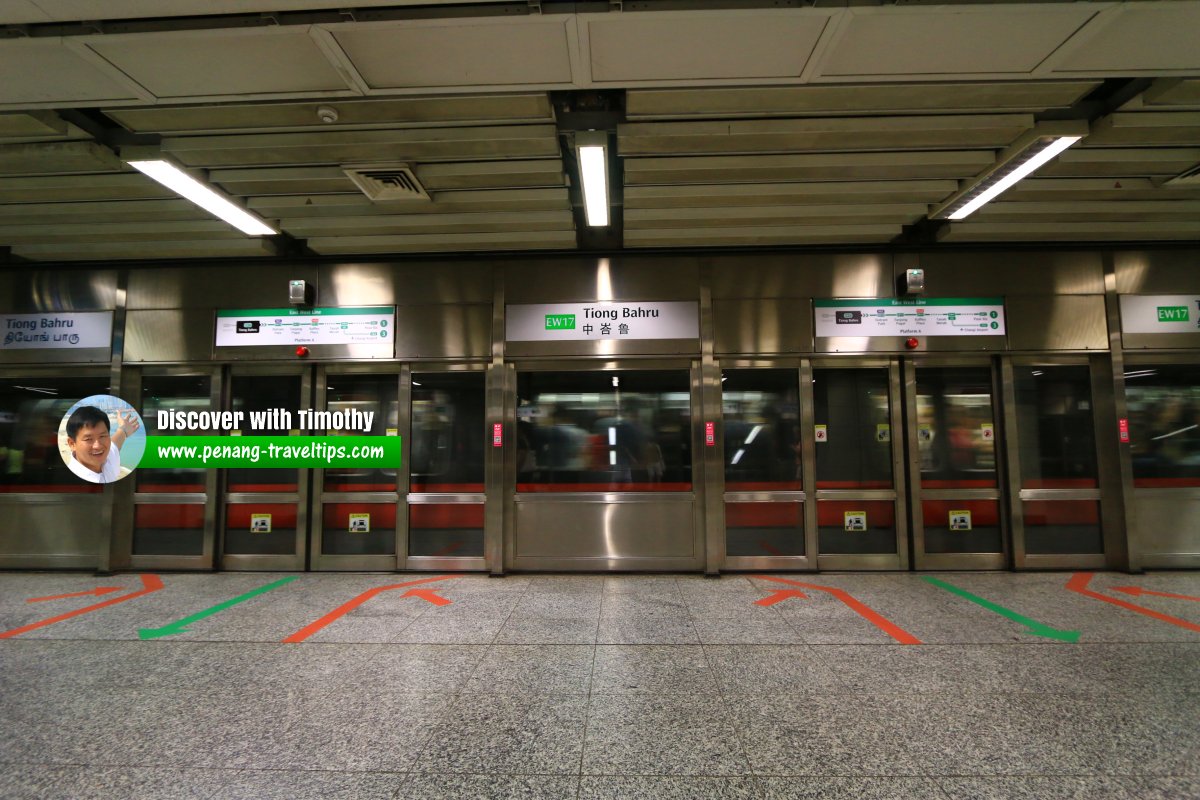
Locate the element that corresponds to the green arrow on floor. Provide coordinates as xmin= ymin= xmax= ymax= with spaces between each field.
xmin=921 ymin=576 xmax=1081 ymax=642
xmin=138 ymin=576 xmax=298 ymax=640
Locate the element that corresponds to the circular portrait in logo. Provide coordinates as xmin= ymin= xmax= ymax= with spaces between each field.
xmin=57 ymin=395 xmax=145 ymax=484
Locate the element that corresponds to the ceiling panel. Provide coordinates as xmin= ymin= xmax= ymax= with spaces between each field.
xmin=0 ymin=111 xmax=68 ymax=139
xmin=0 ymin=141 xmax=122 ymax=176
xmin=209 ymin=166 xmax=356 ymax=196
xmin=281 ymin=210 xmax=574 ymax=237
xmin=9 ymin=1 xmax=518 ymax=24
xmin=626 ymin=82 xmax=1099 ymax=120
xmin=1042 ymin=148 xmax=1200 ymax=179
xmin=0 ymin=198 xmax=204 ymax=224
xmin=625 ymin=152 xmax=995 ymax=186
xmin=105 ymin=94 xmax=554 ymax=134
xmin=940 ymin=221 xmax=1200 ymax=243
xmin=10 ymin=238 xmax=279 ymax=261
xmin=330 ymin=18 xmax=573 ymax=89
xmin=86 ymin=28 xmax=349 ymax=99
xmin=0 ymin=219 xmax=245 ymax=245
xmin=625 ymin=204 xmax=925 ymax=229
xmin=974 ymin=200 xmax=1200 ymax=224
xmin=0 ymin=173 xmax=173 ymax=204
xmin=249 ymin=188 xmax=569 ymax=217
xmin=817 ymin=7 xmax=1098 ymax=78
xmin=308 ymin=229 xmax=577 ymax=254
xmin=625 ymin=181 xmax=958 ymax=208
xmin=626 ymin=225 xmax=901 ymax=248
xmin=1142 ymin=79 xmax=1200 ymax=109
xmin=1006 ymin=178 xmax=1200 ymax=203
xmin=162 ymin=125 xmax=560 ymax=167
xmin=1085 ymin=112 xmax=1200 ymax=147
xmin=619 ymin=115 xmax=1033 ymax=156
xmin=1051 ymin=4 xmax=1200 ymax=74
xmin=0 ymin=40 xmax=142 ymax=106
xmin=586 ymin=11 xmax=828 ymax=83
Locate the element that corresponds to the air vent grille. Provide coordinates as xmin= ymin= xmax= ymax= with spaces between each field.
xmin=342 ymin=164 xmax=431 ymax=201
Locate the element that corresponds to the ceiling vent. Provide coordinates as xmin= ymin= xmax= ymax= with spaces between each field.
xmin=1163 ymin=163 xmax=1200 ymax=188
xmin=342 ymin=164 xmax=430 ymax=202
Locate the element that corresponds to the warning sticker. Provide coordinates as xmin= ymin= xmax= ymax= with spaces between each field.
xmin=844 ymin=511 xmax=867 ymax=532
xmin=815 ymin=424 xmax=828 ymax=443
xmin=981 ymin=423 xmax=994 ymax=441
xmin=876 ymin=423 xmax=891 ymax=443
xmin=348 ymin=513 xmax=370 ymax=533
xmin=250 ymin=513 xmax=272 ymax=533
xmin=918 ymin=424 xmax=933 ymax=442
xmin=949 ymin=510 xmax=972 ymax=531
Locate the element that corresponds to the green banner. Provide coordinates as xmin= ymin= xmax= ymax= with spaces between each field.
xmin=142 ymin=436 xmax=400 ymax=469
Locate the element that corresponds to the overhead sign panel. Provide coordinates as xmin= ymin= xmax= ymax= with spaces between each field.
xmin=507 ymin=302 xmax=699 ymax=341
xmin=814 ymin=298 xmax=1005 ymax=338
xmin=0 ymin=311 xmax=112 ymax=352
xmin=215 ymin=307 xmax=394 ymax=354
xmin=1119 ymin=295 xmax=1200 ymax=334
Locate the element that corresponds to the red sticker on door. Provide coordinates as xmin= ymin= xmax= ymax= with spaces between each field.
xmin=705 ymin=422 xmax=715 ymax=446
xmin=492 ymin=423 xmax=503 ymax=447
xmin=1118 ymin=418 xmax=1129 ymax=443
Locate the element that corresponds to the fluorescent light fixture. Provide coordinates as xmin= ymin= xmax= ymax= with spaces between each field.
xmin=126 ymin=158 xmax=277 ymax=236
xmin=930 ymin=122 xmax=1087 ymax=221
xmin=575 ymin=130 xmax=609 ymax=227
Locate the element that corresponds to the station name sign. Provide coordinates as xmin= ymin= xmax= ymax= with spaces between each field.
xmin=507 ymin=301 xmax=699 ymax=341
xmin=215 ymin=307 xmax=395 ymax=355
xmin=814 ymin=298 xmax=1006 ymax=338
xmin=0 ymin=311 xmax=112 ymax=351
xmin=1119 ymin=295 xmax=1200 ymax=334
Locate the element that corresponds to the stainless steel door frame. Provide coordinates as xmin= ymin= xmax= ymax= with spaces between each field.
xmin=404 ymin=361 xmax=487 ymax=572
xmin=504 ymin=358 xmax=704 ymax=572
xmin=905 ymin=356 xmax=1008 ymax=571
xmin=129 ymin=365 xmax=222 ymax=571
xmin=310 ymin=363 xmax=402 ymax=571
xmin=718 ymin=358 xmax=816 ymax=572
xmin=220 ymin=364 xmax=311 ymax=572
xmin=1004 ymin=355 xmax=1106 ymax=571
xmin=811 ymin=357 xmax=907 ymax=571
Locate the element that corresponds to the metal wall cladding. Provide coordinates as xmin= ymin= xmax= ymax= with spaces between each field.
xmin=395 ymin=304 xmax=491 ymax=360
xmin=708 ymin=252 xmax=894 ymax=299
xmin=0 ymin=269 xmax=119 ymax=312
xmin=124 ymin=309 xmax=214 ymax=363
xmin=1006 ymin=295 xmax=1108 ymax=351
xmin=0 ymin=497 xmax=106 ymax=568
xmin=316 ymin=262 xmax=494 ymax=306
xmin=714 ymin=299 xmax=813 ymax=355
xmin=127 ymin=264 xmax=320 ymax=310
xmin=909 ymin=251 xmax=1105 ymax=295
xmin=1115 ymin=248 xmax=1200 ymax=295
xmin=503 ymin=257 xmax=701 ymax=304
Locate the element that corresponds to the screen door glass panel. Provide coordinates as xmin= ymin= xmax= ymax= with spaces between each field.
xmin=813 ymin=368 xmax=892 ymax=489
xmin=1013 ymin=366 xmax=1097 ymax=490
xmin=228 ymin=375 xmax=301 ymax=493
xmin=324 ymin=374 xmax=398 ymax=493
xmin=722 ymin=369 xmax=801 ymax=490
xmin=138 ymin=375 xmax=210 ymax=493
xmin=915 ymin=367 xmax=997 ymax=489
xmin=0 ymin=376 xmax=108 ymax=492
xmin=1126 ymin=364 xmax=1200 ymax=488
xmin=410 ymin=372 xmax=484 ymax=494
xmin=516 ymin=370 xmax=692 ymax=492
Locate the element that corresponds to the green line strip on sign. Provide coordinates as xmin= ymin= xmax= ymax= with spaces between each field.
xmin=138 ymin=576 xmax=299 ymax=640
xmin=922 ymin=576 xmax=1080 ymax=642
xmin=814 ymin=297 xmax=1004 ymax=308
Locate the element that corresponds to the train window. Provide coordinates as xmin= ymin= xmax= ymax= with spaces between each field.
xmin=516 ymin=370 xmax=691 ymax=492
xmin=1125 ymin=365 xmax=1200 ymax=487
xmin=1013 ymin=366 xmax=1098 ymax=489
xmin=410 ymin=372 xmax=484 ymax=493
xmin=138 ymin=375 xmax=210 ymax=493
xmin=0 ymin=376 xmax=108 ymax=492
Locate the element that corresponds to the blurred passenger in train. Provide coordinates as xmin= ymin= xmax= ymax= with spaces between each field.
xmin=65 ymin=406 xmax=139 ymax=484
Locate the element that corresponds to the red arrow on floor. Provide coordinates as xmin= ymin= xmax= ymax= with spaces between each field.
xmin=0 ymin=575 xmax=165 ymax=639
xmin=755 ymin=589 xmax=807 ymax=606
xmin=756 ymin=575 xmax=922 ymax=645
xmin=1067 ymin=573 xmax=1200 ymax=633
xmin=401 ymin=588 xmax=452 ymax=606
xmin=26 ymin=587 xmax=125 ymax=603
xmin=1110 ymin=586 xmax=1200 ymax=603
xmin=283 ymin=575 xmax=455 ymax=643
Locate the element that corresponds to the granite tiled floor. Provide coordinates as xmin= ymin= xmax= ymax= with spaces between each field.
xmin=1 ymin=570 xmax=1198 ymax=799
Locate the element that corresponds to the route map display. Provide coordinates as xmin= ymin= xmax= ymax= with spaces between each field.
xmin=814 ymin=298 xmax=1006 ymax=338
xmin=215 ymin=307 xmax=395 ymax=352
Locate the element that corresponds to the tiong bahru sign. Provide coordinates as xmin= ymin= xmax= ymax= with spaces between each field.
xmin=507 ymin=302 xmax=699 ymax=341
xmin=1120 ymin=295 xmax=1200 ymax=334
xmin=0 ymin=311 xmax=112 ymax=355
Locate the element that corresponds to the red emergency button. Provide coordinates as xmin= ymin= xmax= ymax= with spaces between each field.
xmin=905 ymin=338 xmax=919 ymax=350
xmin=295 ymin=346 xmax=309 ymax=357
